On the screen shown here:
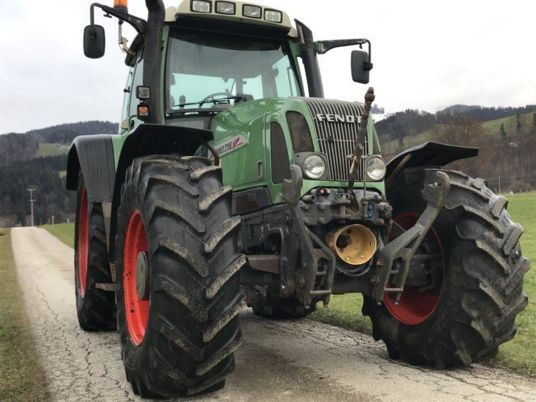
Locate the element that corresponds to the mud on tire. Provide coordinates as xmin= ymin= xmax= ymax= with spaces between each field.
xmin=116 ymin=155 xmax=245 ymax=398
xmin=363 ymin=168 xmax=529 ymax=368
xmin=74 ymin=177 xmax=116 ymax=331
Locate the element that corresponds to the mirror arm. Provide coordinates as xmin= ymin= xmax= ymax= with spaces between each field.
xmin=315 ymin=38 xmax=372 ymax=67
xmin=90 ymin=3 xmax=146 ymax=34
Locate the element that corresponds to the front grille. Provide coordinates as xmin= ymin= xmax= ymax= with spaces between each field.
xmin=303 ymin=98 xmax=366 ymax=182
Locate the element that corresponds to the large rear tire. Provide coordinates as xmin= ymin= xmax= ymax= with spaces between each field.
xmin=74 ymin=177 xmax=116 ymax=331
xmin=116 ymin=155 xmax=245 ymax=398
xmin=363 ymin=169 xmax=529 ymax=368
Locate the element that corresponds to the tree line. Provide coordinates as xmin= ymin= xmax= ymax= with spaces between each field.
xmin=0 ymin=121 xmax=117 ymax=227
xmin=376 ymin=105 xmax=536 ymax=142
xmin=0 ymin=155 xmax=75 ymax=226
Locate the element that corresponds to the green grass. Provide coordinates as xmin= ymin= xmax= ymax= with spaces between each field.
xmin=36 ymin=143 xmax=68 ymax=158
xmin=42 ymin=223 xmax=74 ymax=248
xmin=310 ymin=293 xmax=371 ymax=334
xmin=491 ymin=192 xmax=536 ymax=375
xmin=0 ymin=228 xmax=49 ymax=400
xmin=44 ymin=193 xmax=536 ymax=376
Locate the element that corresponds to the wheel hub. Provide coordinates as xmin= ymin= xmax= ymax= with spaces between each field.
xmin=136 ymin=251 xmax=149 ymax=300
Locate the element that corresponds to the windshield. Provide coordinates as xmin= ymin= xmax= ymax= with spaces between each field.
xmin=166 ymin=30 xmax=301 ymax=113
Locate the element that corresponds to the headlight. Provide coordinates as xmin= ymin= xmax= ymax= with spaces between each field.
xmin=303 ymin=154 xmax=326 ymax=179
xmin=366 ymin=156 xmax=386 ymax=181
xmin=215 ymin=1 xmax=235 ymax=15
xmin=191 ymin=0 xmax=211 ymax=13
xmin=243 ymin=5 xmax=262 ymax=18
xmin=264 ymin=9 xmax=283 ymax=23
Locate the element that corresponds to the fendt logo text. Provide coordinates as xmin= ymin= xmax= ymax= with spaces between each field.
xmin=315 ymin=113 xmax=360 ymax=123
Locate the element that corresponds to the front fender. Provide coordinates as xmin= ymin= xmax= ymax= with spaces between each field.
xmin=386 ymin=141 xmax=478 ymax=186
xmin=109 ymin=124 xmax=213 ymax=261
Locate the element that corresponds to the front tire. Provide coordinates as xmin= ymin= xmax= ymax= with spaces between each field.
xmin=364 ymin=169 xmax=529 ymax=368
xmin=116 ymin=155 xmax=245 ymax=398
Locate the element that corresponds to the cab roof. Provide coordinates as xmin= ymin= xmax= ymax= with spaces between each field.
xmin=165 ymin=0 xmax=297 ymax=37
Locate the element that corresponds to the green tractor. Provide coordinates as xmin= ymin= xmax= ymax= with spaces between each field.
xmin=68 ymin=0 xmax=529 ymax=397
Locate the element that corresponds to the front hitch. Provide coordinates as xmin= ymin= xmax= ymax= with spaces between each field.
xmin=371 ymin=170 xmax=451 ymax=303
xmin=282 ymin=165 xmax=336 ymax=307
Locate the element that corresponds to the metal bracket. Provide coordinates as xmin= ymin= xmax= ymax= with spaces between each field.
xmin=283 ymin=165 xmax=336 ymax=307
xmin=371 ymin=170 xmax=450 ymax=302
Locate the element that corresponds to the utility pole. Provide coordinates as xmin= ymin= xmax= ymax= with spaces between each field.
xmin=27 ymin=187 xmax=36 ymax=227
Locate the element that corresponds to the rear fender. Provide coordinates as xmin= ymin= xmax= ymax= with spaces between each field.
xmin=66 ymin=135 xmax=115 ymax=203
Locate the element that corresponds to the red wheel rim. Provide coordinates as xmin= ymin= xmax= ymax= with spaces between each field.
xmin=383 ymin=212 xmax=444 ymax=325
xmin=77 ymin=188 xmax=89 ymax=296
xmin=123 ymin=211 xmax=150 ymax=345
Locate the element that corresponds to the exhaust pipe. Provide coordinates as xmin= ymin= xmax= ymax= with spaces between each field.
xmin=143 ymin=0 xmax=165 ymax=124
xmin=326 ymin=224 xmax=377 ymax=266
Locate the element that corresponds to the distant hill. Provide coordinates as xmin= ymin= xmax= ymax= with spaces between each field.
xmin=439 ymin=104 xmax=481 ymax=114
xmin=0 ymin=121 xmax=118 ymax=166
xmin=377 ymin=107 xmax=536 ymax=193
xmin=0 ymin=133 xmax=39 ymax=166
xmin=0 ymin=121 xmax=117 ymax=226
xmin=26 ymin=121 xmax=118 ymax=144
xmin=376 ymin=105 xmax=536 ymax=144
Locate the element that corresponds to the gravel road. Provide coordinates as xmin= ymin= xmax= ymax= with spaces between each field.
xmin=11 ymin=227 xmax=536 ymax=402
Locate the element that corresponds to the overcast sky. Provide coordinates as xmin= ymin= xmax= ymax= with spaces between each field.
xmin=1 ymin=0 xmax=534 ymax=133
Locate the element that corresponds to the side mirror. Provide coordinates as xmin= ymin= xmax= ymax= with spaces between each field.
xmin=351 ymin=50 xmax=373 ymax=84
xmin=84 ymin=25 xmax=106 ymax=59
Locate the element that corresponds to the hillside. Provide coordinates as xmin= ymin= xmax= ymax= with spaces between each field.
xmin=0 ymin=121 xmax=117 ymax=226
xmin=380 ymin=110 xmax=536 ymax=156
xmin=376 ymin=105 xmax=536 ymax=152
xmin=377 ymin=107 xmax=536 ymax=192
xmin=0 ymin=121 xmax=118 ymax=165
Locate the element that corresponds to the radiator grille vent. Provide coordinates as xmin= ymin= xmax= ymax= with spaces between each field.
xmin=303 ymin=98 xmax=366 ymax=182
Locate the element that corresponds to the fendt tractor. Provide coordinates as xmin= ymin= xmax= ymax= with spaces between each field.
xmin=67 ymin=0 xmax=529 ymax=397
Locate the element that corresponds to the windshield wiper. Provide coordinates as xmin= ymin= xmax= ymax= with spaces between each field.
xmin=176 ymin=95 xmax=250 ymax=108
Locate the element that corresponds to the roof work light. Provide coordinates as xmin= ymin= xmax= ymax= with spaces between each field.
xmin=191 ymin=0 xmax=212 ymax=13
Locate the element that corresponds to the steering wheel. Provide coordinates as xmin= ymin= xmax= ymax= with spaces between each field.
xmin=199 ymin=92 xmax=234 ymax=107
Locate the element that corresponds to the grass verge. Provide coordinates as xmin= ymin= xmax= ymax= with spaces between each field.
xmin=43 ymin=193 xmax=535 ymax=376
xmin=42 ymin=223 xmax=74 ymax=248
xmin=0 ymin=228 xmax=49 ymax=400
xmin=491 ymin=192 xmax=536 ymax=376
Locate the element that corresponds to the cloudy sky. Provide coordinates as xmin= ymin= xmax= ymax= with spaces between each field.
xmin=1 ymin=0 xmax=534 ymax=133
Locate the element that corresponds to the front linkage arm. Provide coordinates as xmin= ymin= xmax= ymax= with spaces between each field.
xmin=283 ymin=165 xmax=337 ymax=308
xmin=371 ymin=170 xmax=451 ymax=303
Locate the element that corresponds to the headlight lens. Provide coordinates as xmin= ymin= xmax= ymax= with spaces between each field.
xmin=216 ymin=1 xmax=235 ymax=15
xmin=191 ymin=0 xmax=211 ymax=13
xmin=366 ymin=156 xmax=386 ymax=181
xmin=303 ymin=154 xmax=326 ymax=179
xmin=264 ymin=9 xmax=283 ymax=23
xmin=243 ymin=5 xmax=262 ymax=18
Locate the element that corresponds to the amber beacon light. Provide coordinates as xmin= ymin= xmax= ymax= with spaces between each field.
xmin=114 ymin=0 xmax=128 ymax=12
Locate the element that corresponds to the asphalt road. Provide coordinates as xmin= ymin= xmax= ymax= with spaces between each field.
xmin=10 ymin=227 xmax=536 ymax=402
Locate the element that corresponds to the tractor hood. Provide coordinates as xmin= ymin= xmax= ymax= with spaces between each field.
xmin=210 ymin=97 xmax=384 ymax=204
